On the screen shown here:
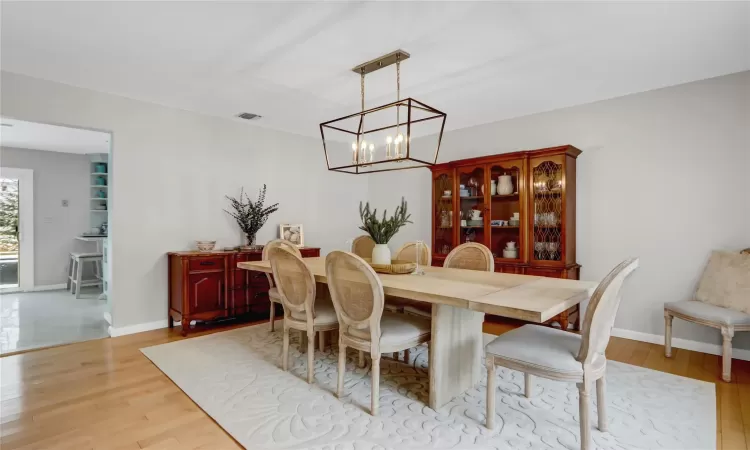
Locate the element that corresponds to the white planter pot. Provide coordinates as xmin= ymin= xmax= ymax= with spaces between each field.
xmin=371 ymin=244 xmax=391 ymax=265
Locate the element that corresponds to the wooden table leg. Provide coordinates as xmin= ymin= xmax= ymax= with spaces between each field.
xmin=428 ymin=304 xmax=484 ymax=410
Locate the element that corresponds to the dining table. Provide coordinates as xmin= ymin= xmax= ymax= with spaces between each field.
xmin=239 ymin=256 xmax=598 ymax=410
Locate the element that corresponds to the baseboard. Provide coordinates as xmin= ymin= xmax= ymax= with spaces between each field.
xmin=611 ymin=327 xmax=750 ymax=362
xmin=103 ymin=312 xmax=112 ymax=325
xmin=31 ymin=283 xmax=67 ymax=292
xmin=108 ymin=320 xmax=169 ymax=337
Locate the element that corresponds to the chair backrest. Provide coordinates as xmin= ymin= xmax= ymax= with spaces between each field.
xmin=394 ymin=242 xmax=432 ymax=266
xmin=577 ymin=258 xmax=639 ymax=367
xmin=269 ymin=247 xmax=316 ymax=325
xmin=263 ymin=239 xmax=302 ymax=288
xmin=325 ymin=251 xmax=384 ymax=352
xmin=351 ymin=235 xmax=376 ymax=258
xmin=443 ymin=243 xmax=494 ymax=272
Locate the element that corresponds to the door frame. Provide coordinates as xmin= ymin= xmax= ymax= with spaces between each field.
xmin=0 ymin=167 xmax=34 ymax=291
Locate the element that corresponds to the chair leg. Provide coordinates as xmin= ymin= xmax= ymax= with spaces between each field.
xmin=69 ymin=258 xmax=77 ymax=294
xmin=524 ymin=373 xmax=532 ymax=398
xmin=358 ymin=350 xmax=365 ymax=368
xmin=404 ymin=348 xmax=411 ymax=364
xmin=74 ymin=259 xmax=83 ymax=299
xmin=337 ymin=341 xmax=346 ymax=398
xmin=486 ymin=355 xmax=496 ymax=429
xmin=664 ymin=310 xmax=673 ymax=357
xmin=722 ymin=326 xmax=734 ymax=382
xmin=319 ymin=330 xmax=325 ymax=352
xmin=577 ymin=381 xmax=591 ymax=450
xmin=269 ymin=302 xmax=275 ymax=332
xmin=307 ymin=331 xmax=315 ymax=383
xmin=371 ymin=354 xmax=381 ymax=416
xmin=596 ymin=376 xmax=607 ymax=432
xmin=300 ymin=331 xmax=307 ymax=352
xmin=282 ymin=326 xmax=290 ymax=371
xmin=66 ymin=254 xmax=74 ymax=292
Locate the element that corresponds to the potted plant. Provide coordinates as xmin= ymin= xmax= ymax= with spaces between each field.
xmin=224 ymin=185 xmax=279 ymax=249
xmin=358 ymin=197 xmax=412 ymax=264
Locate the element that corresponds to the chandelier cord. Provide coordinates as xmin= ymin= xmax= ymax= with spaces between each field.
xmin=396 ymin=57 xmax=401 ymax=142
xmin=360 ymin=68 xmax=365 ymax=112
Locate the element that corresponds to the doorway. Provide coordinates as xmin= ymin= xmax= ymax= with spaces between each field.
xmin=0 ymin=167 xmax=34 ymax=291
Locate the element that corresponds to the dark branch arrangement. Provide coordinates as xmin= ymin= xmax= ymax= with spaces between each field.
xmin=224 ymin=185 xmax=279 ymax=246
xmin=358 ymin=197 xmax=412 ymax=244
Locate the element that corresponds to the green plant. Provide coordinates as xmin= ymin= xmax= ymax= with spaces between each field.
xmin=0 ymin=180 xmax=19 ymax=253
xmin=224 ymin=185 xmax=279 ymax=246
xmin=358 ymin=197 xmax=412 ymax=244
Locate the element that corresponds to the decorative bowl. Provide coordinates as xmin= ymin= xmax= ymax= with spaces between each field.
xmin=196 ymin=240 xmax=217 ymax=251
xmin=364 ymin=258 xmax=416 ymax=275
xmin=467 ymin=220 xmax=482 ymax=227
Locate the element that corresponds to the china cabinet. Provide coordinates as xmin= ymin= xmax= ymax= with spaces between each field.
xmin=430 ymin=145 xmax=581 ymax=329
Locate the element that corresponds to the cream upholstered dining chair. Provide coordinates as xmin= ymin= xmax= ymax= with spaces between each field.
xmin=351 ymin=235 xmax=376 ymax=258
xmin=263 ymin=239 xmax=302 ymax=331
xmin=485 ymin=258 xmax=639 ymax=450
xmin=269 ymin=247 xmax=339 ymax=384
xmin=325 ymin=251 xmax=431 ymax=416
xmin=664 ymin=249 xmax=750 ymax=382
xmin=404 ymin=242 xmax=493 ymax=319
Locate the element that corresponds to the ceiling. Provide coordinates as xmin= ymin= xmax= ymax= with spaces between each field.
xmin=0 ymin=118 xmax=111 ymax=154
xmin=1 ymin=2 xmax=748 ymax=138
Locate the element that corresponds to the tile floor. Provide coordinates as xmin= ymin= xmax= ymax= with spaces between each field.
xmin=0 ymin=287 xmax=109 ymax=354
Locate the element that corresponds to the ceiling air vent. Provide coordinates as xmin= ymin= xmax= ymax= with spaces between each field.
xmin=236 ymin=112 xmax=262 ymax=120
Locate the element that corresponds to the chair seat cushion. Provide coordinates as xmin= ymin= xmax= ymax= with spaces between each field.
xmin=485 ymin=324 xmax=594 ymax=377
xmin=665 ymin=300 xmax=750 ymax=326
xmin=289 ymin=298 xmax=338 ymax=326
xmin=348 ymin=312 xmax=430 ymax=350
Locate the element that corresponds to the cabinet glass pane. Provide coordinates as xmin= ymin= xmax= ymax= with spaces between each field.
xmin=532 ymin=161 xmax=563 ymax=261
xmin=457 ymin=166 xmax=485 ymax=246
xmin=489 ymin=161 xmax=522 ymax=260
xmin=433 ymin=172 xmax=454 ymax=255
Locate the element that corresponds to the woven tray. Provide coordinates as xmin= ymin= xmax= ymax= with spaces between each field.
xmin=364 ymin=258 xmax=417 ymax=275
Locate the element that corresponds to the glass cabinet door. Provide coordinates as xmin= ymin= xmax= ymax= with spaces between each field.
xmin=489 ymin=159 xmax=524 ymax=261
xmin=530 ymin=156 xmax=564 ymax=262
xmin=432 ymin=171 xmax=455 ymax=257
xmin=456 ymin=165 xmax=486 ymax=247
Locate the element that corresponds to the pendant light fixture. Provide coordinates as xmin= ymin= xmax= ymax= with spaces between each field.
xmin=319 ymin=50 xmax=447 ymax=174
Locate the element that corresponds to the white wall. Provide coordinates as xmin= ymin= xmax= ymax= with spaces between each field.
xmin=1 ymin=71 xmax=368 ymax=329
xmin=368 ymin=71 xmax=750 ymax=348
xmin=0 ymin=147 xmax=91 ymax=286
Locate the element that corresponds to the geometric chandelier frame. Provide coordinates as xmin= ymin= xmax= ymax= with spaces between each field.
xmin=319 ymin=50 xmax=447 ymax=174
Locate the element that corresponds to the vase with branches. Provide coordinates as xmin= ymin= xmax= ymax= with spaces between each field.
xmin=224 ymin=185 xmax=279 ymax=248
xmin=358 ymin=197 xmax=412 ymax=264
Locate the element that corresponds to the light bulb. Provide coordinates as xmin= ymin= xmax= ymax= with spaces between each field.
xmin=361 ymin=140 xmax=367 ymax=150
xmin=386 ymin=136 xmax=393 ymax=144
xmin=369 ymin=143 xmax=374 ymax=151
xmin=396 ymin=133 xmax=404 ymax=143
xmin=351 ymin=142 xmax=357 ymax=150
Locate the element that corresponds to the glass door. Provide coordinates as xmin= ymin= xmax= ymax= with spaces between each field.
xmin=0 ymin=178 xmax=19 ymax=289
xmin=456 ymin=165 xmax=487 ymax=247
xmin=489 ymin=159 xmax=524 ymax=261
xmin=432 ymin=170 xmax=455 ymax=257
xmin=530 ymin=156 xmax=564 ymax=263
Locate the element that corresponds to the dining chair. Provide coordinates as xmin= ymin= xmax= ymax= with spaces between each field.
xmin=351 ymin=235 xmax=376 ymax=258
xmin=394 ymin=241 xmax=432 ymax=267
xmin=404 ymin=242 xmax=493 ymax=319
xmin=263 ymin=239 xmax=302 ymax=331
xmin=269 ymin=247 xmax=339 ymax=384
xmin=325 ymin=251 xmax=431 ymax=416
xmin=484 ymin=257 xmax=639 ymax=450
xmin=664 ymin=249 xmax=750 ymax=382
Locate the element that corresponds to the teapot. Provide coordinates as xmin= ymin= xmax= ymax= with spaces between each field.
xmin=470 ymin=209 xmax=482 ymax=220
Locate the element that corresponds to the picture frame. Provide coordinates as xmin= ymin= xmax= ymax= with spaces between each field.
xmin=279 ymin=224 xmax=304 ymax=247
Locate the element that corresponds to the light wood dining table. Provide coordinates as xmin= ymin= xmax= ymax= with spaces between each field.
xmin=239 ymin=256 xmax=598 ymax=410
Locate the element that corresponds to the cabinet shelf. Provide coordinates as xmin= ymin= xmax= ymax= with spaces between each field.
xmin=461 ymin=226 xmax=485 ymax=229
xmin=90 ymin=185 xmax=108 ymax=188
xmin=459 ymin=196 xmax=483 ymax=200
xmin=492 ymin=225 xmax=519 ymax=229
xmin=91 ymin=173 xmax=108 ymax=176
xmin=492 ymin=193 xmax=519 ymax=199
xmin=91 ymin=198 xmax=108 ymax=201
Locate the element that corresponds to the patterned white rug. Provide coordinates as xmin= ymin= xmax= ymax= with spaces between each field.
xmin=141 ymin=322 xmax=715 ymax=450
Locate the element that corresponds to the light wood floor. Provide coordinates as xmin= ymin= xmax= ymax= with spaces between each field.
xmin=0 ymin=319 xmax=743 ymax=450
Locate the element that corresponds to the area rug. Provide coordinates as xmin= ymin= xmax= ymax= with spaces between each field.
xmin=141 ymin=322 xmax=715 ymax=450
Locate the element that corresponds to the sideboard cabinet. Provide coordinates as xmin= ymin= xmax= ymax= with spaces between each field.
xmin=431 ymin=145 xmax=581 ymax=329
xmin=168 ymin=247 xmax=320 ymax=335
